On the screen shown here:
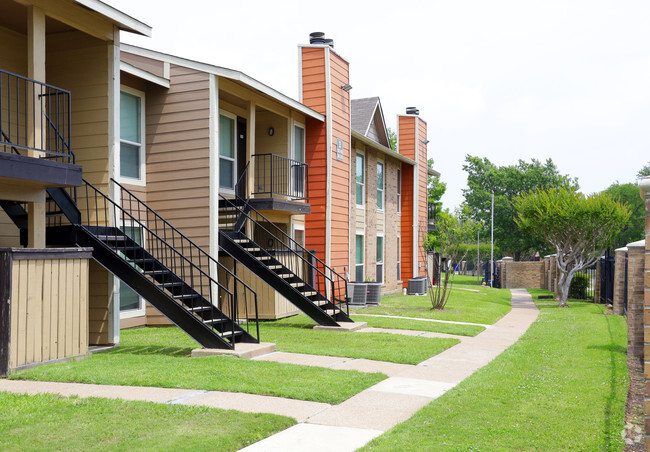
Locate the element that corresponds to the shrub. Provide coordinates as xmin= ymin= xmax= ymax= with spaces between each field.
xmin=568 ymin=273 xmax=590 ymax=299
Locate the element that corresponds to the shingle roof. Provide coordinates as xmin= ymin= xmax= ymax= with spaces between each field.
xmin=351 ymin=97 xmax=390 ymax=148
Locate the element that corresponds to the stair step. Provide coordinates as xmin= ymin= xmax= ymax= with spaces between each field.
xmin=302 ymin=291 xmax=317 ymax=296
xmin=174 ymin=293 xmax=201 ymax=300
xmin=188 ymin=306 xmax=212 ymax=313
xmin=96 ymin=235 xmax=127 ymax=242
xmin=267 ymin=265 xmax=282 ymax=270
xmin=159 ymin=282 xmax=185 ymax=288
xmin=234 ymin=239 xmax=249 ymax=244
xmin=256 ymin=256 xmax=271 ymax=261
xmin=244 ymin=247 xmax=261 ymax=252
xmin=144 ymin=270 xmax=169 ymax=275
xmin=313 ymin=299 xmax=329 ymax=306
xmin=203 ymin=317 xmax=228 ymax=325
xmin=291 ymin=282 xmax=305 ymax=288
xmin=277 ymin=273 xmax=293 ymax=279
xmin=220 ymin=330 xmax=244 ymax=338
xmin=220 ymin=223 xmax=235 ymax=228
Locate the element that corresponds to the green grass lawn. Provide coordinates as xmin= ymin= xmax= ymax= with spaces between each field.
xmin=0 ymin=392 xmax=294 ymax=451
xmin=350 ymin=314 xmax=485 ymax=336
xmin=364 ymin=297 xmax=628 ymax=451
xmin=11 ymin=327 xmax=385 ymax=404
xmin=351 ymin=284 xmax=511 ymax=325
xmin=258 ymin=315 xmax=460 ymax=364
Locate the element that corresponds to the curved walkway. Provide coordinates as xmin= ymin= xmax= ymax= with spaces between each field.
xmin=0 ymin=289 xmax=539 ymax=451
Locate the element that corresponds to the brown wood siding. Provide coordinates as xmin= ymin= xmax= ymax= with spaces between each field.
xmin=398 ymin=116 xmax=416 ymax=160
xmin=400 ymin=165 xmax=414 ymax=286
xmin=120 ymin=52 xmax=165 ymax=78
xmin=46 ymin=31 xmax=113 ymax=339
xmin=9 ymin=255 xmax=89 ymax=369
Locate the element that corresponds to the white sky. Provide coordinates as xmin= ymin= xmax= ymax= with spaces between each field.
xmin=109 ymin=0 xmax=650 ymax=208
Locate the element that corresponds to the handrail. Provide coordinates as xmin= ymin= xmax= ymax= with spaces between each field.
xmin=81 ymin=178 xmax=259 ymax=341
xmin=0 ymin=68 xmax=73 ymax=163
xmin=220 ymin=193 xmax=348 ymax=314
xmin=250 ymin=154 xmax=309 ymax=201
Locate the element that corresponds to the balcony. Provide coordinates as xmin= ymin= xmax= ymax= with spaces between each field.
xmin=0 ymin=69 xmax=81 ymax=188
xmin=238 ymin=154 xmax=310 ymax=214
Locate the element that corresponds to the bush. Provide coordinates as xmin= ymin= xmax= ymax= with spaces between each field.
xmin=568 ymin=273 xmax=590 ymax=299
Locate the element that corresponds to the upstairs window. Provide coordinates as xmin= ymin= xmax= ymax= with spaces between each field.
xmin=120 ymin=90 xmax=145 ymax=182
xmin=355 ymin=234 xmax=364 ymax=281
xmin=377 ymin=161 xmax=384 ymax=210
xmin=219 ymin=113 xmax=236 ymax=190
xmin=356 ymin=153 xmax=365 ymax=206
xmin=376 ymin=235 xmax=384 ymax=284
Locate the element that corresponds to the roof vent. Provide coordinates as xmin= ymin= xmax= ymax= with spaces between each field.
xmin=406 ymin=107 xmax=419 ymax=115
xmin=309 ymin=32 xmax=334 ymax=48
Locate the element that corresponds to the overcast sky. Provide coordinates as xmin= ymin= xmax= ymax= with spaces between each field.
xmin=109 ymin=0 xmax=650 ymax=208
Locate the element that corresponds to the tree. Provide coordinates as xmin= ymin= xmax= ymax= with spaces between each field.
xmin=604 ymin=182 xmax=644 ymax=248
xmin=387 ymin=127 xmax=397 ymax=151
xmin=426 ymin=205 xmax=477 ymax=309
xmin=427 ymin=158 xmax=446 ymax=219
xmin=514 ymin=188 xmax=630 ymax=307
xmin=637 ymin=162 xmax=650 ymax=179
xmin=463 ymin=155 xmax=578 ymax=260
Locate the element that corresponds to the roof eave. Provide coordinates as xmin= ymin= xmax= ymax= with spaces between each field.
xmin=351 ymin=131 xmax=415 ymax=165
xmin=74 ymin=0 xmax=152 ymax=36
xmin=120 ymin=44 xmax=325 ymax=122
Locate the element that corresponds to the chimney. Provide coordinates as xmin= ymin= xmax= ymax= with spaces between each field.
xmin=309 ymin=31 xmax=334 ymax=48
xmin=406 ymin=107 xmax=419 ymax=115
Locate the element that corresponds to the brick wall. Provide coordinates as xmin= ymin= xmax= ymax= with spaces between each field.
xmin=639 ymin=178 xmax=650 ymax=449
xmin=627 ymin=242 xmax=645 ymax=357
xmin=613 ymin=247 xmax=627 ymax=316
xmin=501 ymin=259 xmax=544 ymax=289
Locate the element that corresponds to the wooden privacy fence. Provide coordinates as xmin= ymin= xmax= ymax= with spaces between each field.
xmin=0 ymin=247 xmax=92 ymax=376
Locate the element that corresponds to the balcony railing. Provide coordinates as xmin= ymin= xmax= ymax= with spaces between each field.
xmin=0 ymin=69 xmax=73 ymax=163
xmin=251 ymin=154 xmax=308 ymax=201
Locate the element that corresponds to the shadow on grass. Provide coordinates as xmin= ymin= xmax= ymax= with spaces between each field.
xmin=599 ymin=311 xmax=624 ymax=449
xmin=108 ymin=345 xmax=193 ymax=358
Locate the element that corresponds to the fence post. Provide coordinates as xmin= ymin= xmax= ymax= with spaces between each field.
xmin=626 ymin=240 xmax=645 ymax=358
xmin=613 ymin=247 xmax=628 ymax=315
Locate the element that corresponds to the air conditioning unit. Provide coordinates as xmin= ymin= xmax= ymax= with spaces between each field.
xmin=348 ymin=283 xmax=367 ymax=306
xmin=407 ymin=277 xmax=428 ymax=295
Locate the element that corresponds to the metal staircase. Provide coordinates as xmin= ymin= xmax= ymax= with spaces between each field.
xmin=1 ymin=179 xmax=259 ymax=350
xmin=218 ymin=194 xmax=351 ymax=326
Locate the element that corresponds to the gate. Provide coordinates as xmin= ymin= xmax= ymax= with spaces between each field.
xmin=599 ymin=249 xmax=615 ymax=304
xmin=568 ymin=263 xmax=596 ymax=301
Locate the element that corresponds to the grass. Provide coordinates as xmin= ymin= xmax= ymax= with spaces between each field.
xmin=0 ymin=392 xmax=295 ymax=451
xmin=350 ymin=314 xmax=485 ymax=336
xmin=11 ymin=327 xmax=385 ymax=404
xmin=350 ymin=283 xmax=511 ymax=325
xmin=258 ymin=315 xmax=460 ymax=364
xmin=364 ymin=296 xmax=628 ymax=451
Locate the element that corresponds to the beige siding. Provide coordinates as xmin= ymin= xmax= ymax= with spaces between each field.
xmin=9 ymin=256 xmax=89 ymax=370
xmin=121 ymin=52 xmax=165 ymax=78
xmin=88 ymin=260 xmax=110 ymax=345
xmin=0 ymin=26 xmax=27 ymax=74
xmin=0 ymin=210 xmax=20 ymax=247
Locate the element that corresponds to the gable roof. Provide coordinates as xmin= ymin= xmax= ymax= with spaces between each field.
xmin=351 ymin=97 xmax=390 ymax=148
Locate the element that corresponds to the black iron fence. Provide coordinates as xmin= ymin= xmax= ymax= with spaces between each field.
xmin=251 ymin=154 xmax=308 ymax=201
xmin=0 ymin=69 xmax=73 ymax=163
xmin=568 ymin=263 xmax=596 ymax=300
xmin=598 ymin=249 xmax=615 ymax=304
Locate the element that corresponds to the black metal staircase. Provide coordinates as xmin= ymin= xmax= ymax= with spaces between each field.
xmin=1 ymin=179 xmax=259 ymax=350
xmin=218 ymin=194 xmax=351 ymax=326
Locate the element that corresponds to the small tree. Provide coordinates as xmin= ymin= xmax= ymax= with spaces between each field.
xmin=426 ymin=205 xmax=476 ymax=309
xmin=514 ymin=188 xmax=630 ymax=307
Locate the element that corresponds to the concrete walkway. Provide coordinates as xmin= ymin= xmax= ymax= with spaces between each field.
xmin=0 ymin=289 xmax=538 ymax=452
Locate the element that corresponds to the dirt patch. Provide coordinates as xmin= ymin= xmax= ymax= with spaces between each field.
xmin=623 ymin=355 xmax=644 ymax=451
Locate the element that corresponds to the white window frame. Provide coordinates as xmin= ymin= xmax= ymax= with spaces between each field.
xmin=376 ymin=234 xmax=384 ymax=284
xmin=355 ymin=232 xmax=365 ymax=282
xmin=377 ymin=160 xmax=385 ymax=211
xmin=119 ymin=85 xmax=146 ymax=186
xmin=117 ymin=219 xmax=146 ymax=319
xmin=397 ymin=167 xmax=402 ymax=215
xmin=292 ymin=223 xmax=305 ymax=250
xmin=397 ymin=235 xmax=401 ymax=281
xmin=292 ymin=122 xmax=306 ymax=162
xmin=219 ymin=110 xmax=237 ymax=193
xmin=356 ymin=151 xmax=365 ymax=207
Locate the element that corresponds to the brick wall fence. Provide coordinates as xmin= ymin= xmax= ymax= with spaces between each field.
xmin=499 ymin=258 xmax=545 ymax=289
xmin=639 ymin=178 xmax=650 ymax=449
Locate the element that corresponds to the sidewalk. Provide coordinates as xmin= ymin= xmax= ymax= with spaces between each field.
xmin=0 ymin=289 xmax=539 ymax=451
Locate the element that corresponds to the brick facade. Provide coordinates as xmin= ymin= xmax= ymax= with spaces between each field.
xmin=639 ymin=178 xmax=650 ymax=449
xmin=613 ymin=247 xmax=627 ymax=316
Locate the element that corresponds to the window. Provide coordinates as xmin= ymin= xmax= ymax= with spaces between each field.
xmin=219 ymin=113 xmax=236 ymax=190
xmin=377 ymin=161 xmax=384 ymax=210
xmin=376 ymin=235 xmax=384 ymax=284
xmin=292 ymin=125 xmax=305 ymax=197
xmin=120 ymin=90 xmax=145 ymax=182
xmin=397 ymin=236 xmax=401 ymax=281
xmin=397 ymin=168 xmax=402 ymax=214
xmin=293 ymin=224 xmax=305 ymax=250
xmin=356 ymin=153 xmax=365 ymax=206
xmin=119 ymin=224 xmax=144 ymax=317
xmin=355 ymin=234 xmax=364 ymax=281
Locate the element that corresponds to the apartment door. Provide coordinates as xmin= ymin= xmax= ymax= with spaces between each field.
xmin=236 ymin=116 xmax=247 ymax=198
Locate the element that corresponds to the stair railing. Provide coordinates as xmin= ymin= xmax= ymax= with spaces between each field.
xmin=220 ymin=193 xmax=348 ymax=318
xmin=81 ymin=178 xmax=259 ymax=342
